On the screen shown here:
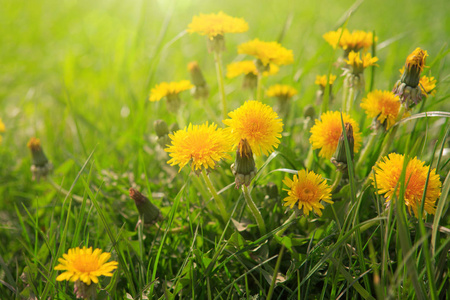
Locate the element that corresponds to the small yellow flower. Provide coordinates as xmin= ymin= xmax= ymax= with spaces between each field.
xmin=0 ymin=118 xmax=5 ymax=145
xmin=323 ymin=28 xmax=376 ymax=52
xmin=360 ymin=90 xmax=401 ymax=129
xmin=55 ymin=246 xmax=118 ymax=285
xmin=310 ymin=111 xmax=362 ymax=159
xmin=149 ymin=80 xmax=193 ymax=102
xmin=282 ymin=170 xmax=333 ymax=216
xmin=419 ymin=75 xmax=436 ymax=96
xmin=345 ymin=51 xmax=378 ymax=73
xmin=223 ymin=100 xmax=283 ymax=156
xmin=266 ymin=84 xmax=297 ymax=98
xmin=187 ymin=11 xmax=248 ymax=39
xmin=165 ymin=123 xmax=232 ymax=172
xmin=371 ymin=153 xmax=441 ymax=217
xmin=315 ymin=74 xmax=337 ymax=88
xmin=226 ymin=61 xmax=279 ymax=78
xmin=238 ymin=39 xmax=294 ymax=66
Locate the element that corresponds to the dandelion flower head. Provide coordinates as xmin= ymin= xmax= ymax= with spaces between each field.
xmin=165 ymin=122 xmax=232 ymax=172
xmin=238 ymin=39 xmax=294 ymax=66
xmin=323 ymin=28 xmax=376 ymax=52
xmin=266 ymin=84 xmax=297 ymax=98
xmin=283 ymin=170 xmax=333 ymax=216
xmin=371 ymin=153 xmax=441 ymax=217
xmin=55 ymin=246 xmax=118 ymax=285
xmin=315 ymin=74 xmax=337 ymax=88
xmin=345 ymin=51 xmax=378 ymax=73
xmin=149 ymin=80 xmax=193 ymax=102
xmin=187 ymin=11 xmax=248 ymax=39
xmin=420 ymin=75 xmax=436 ymax=96
xmin=405 ymin=48 xmax=428 ymax=73
xmin=226 ymin=61 xmax=279 ymax=78
xmin=310 ymin=111 xmax=362 ymax=159
xmin=360 ymin=90 xmax=401 ymax=129
xmin=223 ymin=100 xmax=283 ymax=156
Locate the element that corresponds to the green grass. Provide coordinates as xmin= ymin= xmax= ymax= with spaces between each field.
xmin=1 ymin=0 xmax=449 ymax=299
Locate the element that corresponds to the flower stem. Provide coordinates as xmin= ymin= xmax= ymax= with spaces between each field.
xmin=256 ymin=74 xmax=263 ymax=101
xmin=201 ymin=169 xmax=229 ymax=222
xmin=342 ymin=76 xmax=350 ymax=112
xmin=242 ymin=185 xmax=266 ymax=235
xmin=330 ymin=171 xmax=343 ymax=192
xmin=355 ymin=130 xmax=379 ymax=171
xmin=275 ymin=211 xmax=297 ymax=237
xmin=214 ymin=51 xmax=227 ymax=120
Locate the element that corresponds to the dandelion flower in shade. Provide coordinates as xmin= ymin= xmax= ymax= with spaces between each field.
xmin=223 ymin=100 xmax=283 ymax=156
xmin=55 ymin=246 xmax=118 ymax=285
xmin=149 ymin=80 xmax=193 ymax=102
xmin=323 ymin=28 xmax=376 ymax=53
xmin=315 ymin=74 xmax=337 ymax=89
xmin=187 ymin=11 xmax=248 ymax=39
xmin=238 ymin=39 xmax=294 ymax=67
xmin=266 ymin=84 xmax=297 ymax=99
xmin=165 ymin=123 xmax=232 ymax=172
xmin=282 ymin=170 xmax=333 ymax=216
xmin=419 ymin=75 xmax=436 ymax=97
xmin=309 ymin=111 xmax=362 ymax=159
xmin=371 ymin=153 xmax=441 ymax=217
xmin=360 ymin=90 xmax=401 ymax=130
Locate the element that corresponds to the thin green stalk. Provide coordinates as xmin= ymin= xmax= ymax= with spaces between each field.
xmin=330 ymin=171 xmax=343 ymax=192
xmin=256 ymin=73 xmax=263 ymax=101
xmin=213 ymin=50 xmax=227 ymax=120
xmin=275 ymin=212 xmax=297 ymax=238
xmin=346 ymin=86 xmax=356 ymax=113
xmin=342 ymin=76 xmax=350 ymax=112
xmin=242 ymin=185 xmax=266 ymax=235
xmin=356 ymin=130 xmax=379 ymax=171
xmin=267 ymin=245 xmax=285 ymax=300
xmin=201 ymin=169 xmax=229 ymax=222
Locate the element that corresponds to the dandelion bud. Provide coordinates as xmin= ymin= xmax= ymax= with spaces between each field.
xmin=27 ymin=137 xmax=53 ymax=181
xmin=154 ymin=120 xmax=169 ymax=138
xmin=393 ymin=48 xmax=428 ymax=108
xmin=129 ymin=188 xmax=162 ymax=225
xmin=188 ymin=61 xmax=209 ymax=99
xmin=331 ymin=123 xmax=354 ymax=172
xmin=231 ymin=139 xmax=257 ymax=188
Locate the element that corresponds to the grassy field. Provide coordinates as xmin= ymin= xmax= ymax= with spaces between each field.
xmin=0 ymin=0 xmax=449 ymax=299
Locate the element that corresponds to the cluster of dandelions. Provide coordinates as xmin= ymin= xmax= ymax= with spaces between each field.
xmin=46 ymin=12 xmax=444 ymax=297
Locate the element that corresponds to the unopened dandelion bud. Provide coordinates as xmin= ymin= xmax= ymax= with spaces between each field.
xmin=188 ymin=61 xmax=209 ymax=99
xmin=129 ymin=188 xmax=162 ymax=225
xmin=231 ymin=139 xmax=257 ymax=188
xmin=331 ymin=123 xmax=354 ymax=172
xmin=27 ymin=137 xmax=53 ymax=181
xmin=393 ymin=48 xmax=428 ymax=108
xmin=154 ymin=120 xmax=169 ymax=138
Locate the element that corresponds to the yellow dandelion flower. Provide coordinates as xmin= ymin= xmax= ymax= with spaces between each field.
xmin=315 ymin=74 xmax=337 ymax=88
xmin=371 ymin=153 xmax=441 ymax=217
xmin=419 ymin=75 xmax=436 ymax=96
xmin=187 ymin=11 xmax=248 ymax=39
xmin=165 ymin=122 xmax=232 ymax=172
xmin=0 ymin=118 xmax=5 ymax=133
xmin=345 ymin=51 xmax=378 ymax=73
xmin=310 ymin=111 xmax=362 ymax=159
xmin=360 ymin=90 xmax=401 ymax=130
xmin=149 ymin=80 xmax=193 ymax=102
xmin=266 ymin=84 xmax=297 ymax=98
xmin=406 ymin=48 xmax=428 ymax=73
xmin=282 ymin=170 xmax=333 ymax=216
xmin=323 ymin=28 xmax=376 ymax=52
xmin=55 ymin=246 xmax=118 ymax=285
xmin=226 ymin=61 xmax=278 ymax=78
xmin=238 ymin=39 xmax=294 ymax=66
xmin=223 ymin=100 xmax=283 ymax=156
